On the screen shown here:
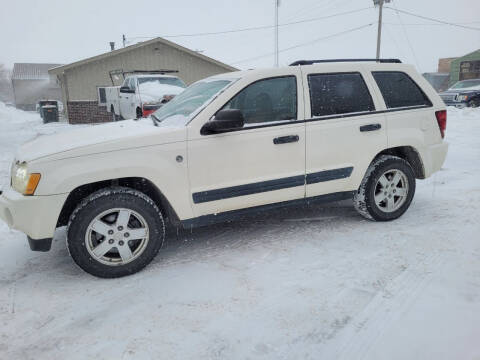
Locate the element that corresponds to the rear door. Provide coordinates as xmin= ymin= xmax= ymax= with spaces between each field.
xmin=302 ymin=66 xmax=388 ymax=198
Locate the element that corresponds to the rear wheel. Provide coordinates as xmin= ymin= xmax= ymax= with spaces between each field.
xmin=354 ymin=155 xmax=416 ymax=221
xmin=67 ymin=187 xmax=165 ymax=278
xmin=136 ymin=108 xmax=143 ymax=119
xmin=111 ymin=106 xmax=117 ymax=121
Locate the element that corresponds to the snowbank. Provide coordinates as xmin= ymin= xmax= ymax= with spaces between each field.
xmin=0 ymin=102 xmax=74 ymax=189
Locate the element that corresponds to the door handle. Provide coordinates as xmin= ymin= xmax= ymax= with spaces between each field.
xmin=360 ymin=123 xmax=381 ymax=132
xmin=273 ymin=135 xmax=299 ymax=145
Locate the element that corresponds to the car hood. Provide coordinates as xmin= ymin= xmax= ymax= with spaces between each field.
xmin=442 ymin=86 xmax=480 ymax=94
xmin=17 ymin=119 xmax=186 ymax=163
xmin=139 ymin=84 xmax=184 ymax=103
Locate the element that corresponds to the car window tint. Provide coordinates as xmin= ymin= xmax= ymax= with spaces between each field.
xmin=372 ymin=71 xmax=431 ymax=108
xmin=308 ymin=73 xmax=375 ymax=117
xmin=222 ymin=76 xmax=297 ymax=124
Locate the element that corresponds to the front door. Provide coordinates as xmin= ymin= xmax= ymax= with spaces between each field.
xmin=119 ymin=78 xmax=134 ymax=119
xmin=187 ymin=71 xmax=306 ymax=217
xmin=302 ymin=68 xmax=388 ymax=198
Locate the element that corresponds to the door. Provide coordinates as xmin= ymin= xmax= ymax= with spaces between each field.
xmin=119 ymin=78 xmax=134 ymax=119
xmin=303 ymin=69 xmax=388 ymax=198
xmin=187 ymin=73 xmax=306 ymax=217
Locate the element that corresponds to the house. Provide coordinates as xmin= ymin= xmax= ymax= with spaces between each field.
xmin=449 ymin=49 xmax=480 ymax=86
xmin=437 ymin=49 xmax=480 ymax=87
xmin=12 ymin=63 xmax=62 ymax=110
xmin=49 ymin=37 xmax=237 ymax=124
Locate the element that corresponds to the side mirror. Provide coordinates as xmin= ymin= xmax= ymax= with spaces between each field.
xmin=120 ymin=86 xmax=134 ymax=94
xmin=201 ymin=109 xmax=245 ymax=135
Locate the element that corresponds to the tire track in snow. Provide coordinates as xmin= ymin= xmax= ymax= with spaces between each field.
xmin=325 ymin=252 xmax=445 ymax=360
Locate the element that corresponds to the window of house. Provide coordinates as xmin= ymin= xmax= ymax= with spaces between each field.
xmin=372 ymin=71 xmax=432 ymax=108
xmin=222 ymin=76 xmax=297 ymax=124
xmin=97 ymin=87 xmax=107 ymax=106
xmin=308 ymin=72 xmax=375 ymax=117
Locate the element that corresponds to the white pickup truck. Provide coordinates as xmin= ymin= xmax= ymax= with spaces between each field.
xmin=105 ymin=73 xmax=186 ymax=121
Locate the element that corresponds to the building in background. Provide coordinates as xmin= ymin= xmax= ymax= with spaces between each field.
xmin=49 ymin=37 xmax=237 ymax=124
xmin=449 ymin=49 xmax=480 ymax=86
xmin=423 ymin=72 xmax=450 ymax=92
xmin=11 ymin=63 xmax=62 ymax=110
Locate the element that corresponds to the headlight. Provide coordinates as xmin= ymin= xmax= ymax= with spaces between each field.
xmin=457 ymin=95 xmax=469 ymax=101
xmin=11 ymin=162 xmax=41 ymax=195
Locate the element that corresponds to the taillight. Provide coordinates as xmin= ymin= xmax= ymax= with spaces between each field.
xmin=435 ymin=110 xmax=447 ymax=139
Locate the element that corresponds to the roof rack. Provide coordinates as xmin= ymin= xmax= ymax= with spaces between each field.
xmin=289 ymin=59 xmax=402 ymax=66
xmin=108 ymin=69 xmax=179 ymax=84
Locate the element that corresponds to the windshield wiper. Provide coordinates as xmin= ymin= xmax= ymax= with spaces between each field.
xmin=151 ymin=114 xmax=160 ymax=127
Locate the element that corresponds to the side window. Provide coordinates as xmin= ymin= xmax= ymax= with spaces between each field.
xmin=122 ymin=78 xmax=130 ymax=88
xmin=222 ymin=76 xmax=297 ymax=124
xmin=308 ymin=73 xmax=375 ymax=117
xmin=372 ymin=71 xmax=432 ymax=108
xmin=129 ymin=78 xmax=137 ymax=91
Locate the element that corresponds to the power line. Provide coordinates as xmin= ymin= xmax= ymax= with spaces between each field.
xmin=231 ymin=23 xmax=374 ymax=65
xmin=127 ymin=7 xmax=372 ymax=40
xmin=384 ymin=21 xmax=480 ymax=26
xmin=384 ymin=7 xmax=480 ymax=31
xmin=391 ymin=4 xmax=421 ymax=72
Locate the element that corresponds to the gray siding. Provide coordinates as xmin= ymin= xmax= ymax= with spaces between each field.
xmin=12 ymin=79 xmax=62 ymax=110
xmin=64 ymin=41 xmax=233 ymax=101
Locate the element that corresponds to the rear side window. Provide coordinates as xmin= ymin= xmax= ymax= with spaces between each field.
xmin=308 ymin=72 xmax=375 ymax=117
xmin=372 ymin=71 xmax=431 ymax=108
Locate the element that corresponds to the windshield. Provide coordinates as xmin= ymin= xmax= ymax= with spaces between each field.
xmin=138 ymin=77 xmax=186 ymax=88
xmin=151 ymin=78 xmax=234 ymax=127
xmin=451 ymin=80 xmax=480 ymax=89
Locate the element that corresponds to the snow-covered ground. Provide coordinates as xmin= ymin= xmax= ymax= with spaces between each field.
xmin=0 ymin=103 xmax=479 ymax=360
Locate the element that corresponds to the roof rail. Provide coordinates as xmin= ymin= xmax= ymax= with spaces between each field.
xmin=108 ymin=69 xmax=179 ymax=84
xmin=289 ymin=59 xmax=402 ymax=66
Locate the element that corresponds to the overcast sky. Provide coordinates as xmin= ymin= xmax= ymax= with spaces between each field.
xmin=1 ymin=0 xmax=479 ymax=73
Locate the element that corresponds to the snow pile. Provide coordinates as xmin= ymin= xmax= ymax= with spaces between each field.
xmin=138 ymin=82 xmax=184 ymax=100
xmin=0 ymin=102 xmax=73 ymax=189
xmin=0 ymin=105 xmax=479 ymax=359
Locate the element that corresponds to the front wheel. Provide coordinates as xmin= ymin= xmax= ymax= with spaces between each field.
xmin=354 ymin=155 xmax=416 ymax=221
xmin=468 ymin=99 xmax=479 ymax=108
xmin=67 ymin=187 xmax=165 ymax=278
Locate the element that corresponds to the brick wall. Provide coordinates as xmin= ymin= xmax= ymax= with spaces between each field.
xmin=67 ymin=101 xmax=112 ymax=124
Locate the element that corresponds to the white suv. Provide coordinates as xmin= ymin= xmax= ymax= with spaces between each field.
xmin=0 ymin=59 xmax=448 ymax=277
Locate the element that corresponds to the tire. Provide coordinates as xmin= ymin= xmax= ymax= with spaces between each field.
xmin=136 ymin=108 xmax=143 ymax=119
xmin=111 ymin=106 xmax=117 ymax=122
xmin=468 ymin=99 xmax=479 ymax=108
xmin=354 ymin=155 xmax=416 ymax=221
xmin=67 ymin=187 xmax=165 ymax=278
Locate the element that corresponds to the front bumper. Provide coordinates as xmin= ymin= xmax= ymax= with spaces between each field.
xmin=444 ymin=102 xmax=467 ymax=108
xmin=0 ymin=187 xmax=68 ymax=249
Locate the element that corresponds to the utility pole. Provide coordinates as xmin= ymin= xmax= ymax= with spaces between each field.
xmin=373 ymin=0 xmax=391 ymax=60
xmin=274 ymin=0 xmax=280 ymax=67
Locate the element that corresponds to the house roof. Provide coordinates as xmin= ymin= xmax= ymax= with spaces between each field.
xmin=49 ymin=37 xmax=237 ymax=74
xmin=12 ymin=63 xmax=62 ymax=80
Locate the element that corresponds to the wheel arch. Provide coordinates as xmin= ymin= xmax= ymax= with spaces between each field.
xmin=374 ymin=146 xmax=425 ymax=179
xmin=56 ymin=177 xmax=179 ymax=228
